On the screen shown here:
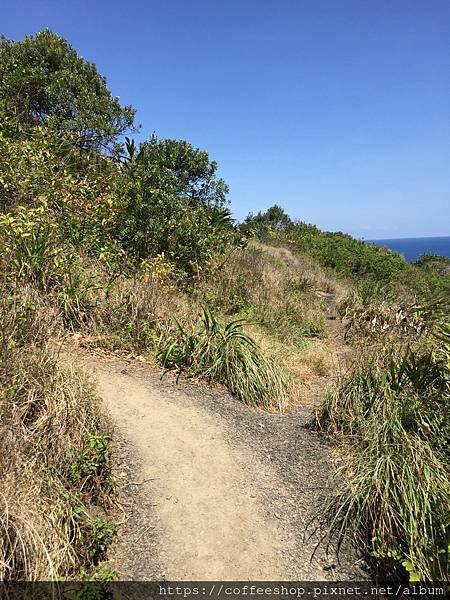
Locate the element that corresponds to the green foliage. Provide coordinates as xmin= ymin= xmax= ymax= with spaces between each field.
xmin=287 ymin=223 xmax=409 ymax=281
xmin=131 ymin=134 xmax=229 ymax=207
xmin=0 ymin=33 xmax=238 ymax=279
xmin=80 ymin=565 xmax=117 ymax=582
xmin=116 ymin=135 xmax=237 ymax=276
xmin=0 ymin=126 xmax=124 ymax=269
xmin=0 ymin=30 xmax=135 ymax=151
xmin=86 ymin=519 xmax=117 ymax=563
xmin=68 ymin=434 xmax=114 ymax=500
xmin=157 ymin=308 xmax=289 ymax=410
xmin=0 ymin=204 xmax=107 ymax=331
xmin=0 ymin=204 xmax=75 ymax=290
xmin=315 ymin=332 xmax=450 ymax=581
xmin=117 ymin=187 xmax=235 ymax=276
xmin=242 ymin=204 xmax=293 ymax=238
xmin=74 ymin=509 xmax=117 ymax=565
xmin=0 ymin=127 xmax=68 ymax=212
xmin=76 ymin=567 xmax=117 ymax=600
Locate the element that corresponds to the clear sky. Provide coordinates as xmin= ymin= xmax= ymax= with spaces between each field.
xmin=2 ymin=0 xmax=450 ymax=238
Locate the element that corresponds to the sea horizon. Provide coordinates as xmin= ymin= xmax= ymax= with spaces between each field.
xmin=365 ymin=235 xmax=450 ymax=262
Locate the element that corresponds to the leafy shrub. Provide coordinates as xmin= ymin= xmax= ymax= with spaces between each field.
xmin=287 ymin=223 xmax=409 ymax=281
xmin=157 ymin=308 xmax=289 ymax=410
xmin=0 ymin=126 xmax=124 ymax=267
xmin=113 ymin=140 xmax=237 ymax=278
xmin=68 ymin=434 xmax=114 ymax=501
xmin=241 ymin=204 xmax=293 ymax=238
xmin=0 ymin=205 xmax=74 ymax=290
xmin=0 ymin=206 xmax=108 ymax=332
xmin=76 ymin=515 xmax=117 ymax=564
xmin=129 ymin=134 xmax=229 ymax=207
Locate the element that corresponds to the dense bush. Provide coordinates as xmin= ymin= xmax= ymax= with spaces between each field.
xmin=115 ymin=135 xmax=237 ymax=277
xmin=242 ymin=204 xmax=293 ymax=238
xmin=286 ymin=223 xmax=408 ymax=281
xmin=129 ymin=135 xmax=229 ymax=207
xmin=115 ymin=184 xmax=236 ymax=278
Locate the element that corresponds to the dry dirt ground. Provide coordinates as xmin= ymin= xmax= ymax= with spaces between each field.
xmin=76 ymin=344 xmax=365 ymax=581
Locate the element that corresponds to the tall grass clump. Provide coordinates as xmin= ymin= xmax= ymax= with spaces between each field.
xmin=315 ymin=334 xmax=450 ymax=581
xmin=157 ymin=308 xmax=289 ymax=411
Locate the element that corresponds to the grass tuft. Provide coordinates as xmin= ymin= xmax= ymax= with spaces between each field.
xmin=157 ymin=307 xmax=289 ymax=411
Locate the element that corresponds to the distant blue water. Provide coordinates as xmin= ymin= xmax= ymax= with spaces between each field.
xmin=366 ymin=236 xmax=450 ymax=262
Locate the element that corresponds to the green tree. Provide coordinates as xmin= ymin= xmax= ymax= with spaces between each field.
xmin=131 ymin=134 xmax=229 ymax=207
xmin=116 ymin=135 xmax=235 ymax=276
xmin=242 ymin=204 xmax=293 ymax=237
xmin=0 ymin=30 xmax=135 ymax=151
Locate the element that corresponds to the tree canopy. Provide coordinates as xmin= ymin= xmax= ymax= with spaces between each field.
xmin=0 ymin=29 xmax=136 ymax=151
xmin=242 ymin=204 xmax=293 ymax=236
xmin=116 ymin=134 xmax=234 ymax=273
xmin=130 ymin=135 xmax=229 ymax=208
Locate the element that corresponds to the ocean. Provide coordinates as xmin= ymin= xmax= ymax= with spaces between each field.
xmin=367 ymin=236 xmax=450 ymax=262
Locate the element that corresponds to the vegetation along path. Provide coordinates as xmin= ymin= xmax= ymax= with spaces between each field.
xmin=79 ymin=352 xmax=362 ymax=581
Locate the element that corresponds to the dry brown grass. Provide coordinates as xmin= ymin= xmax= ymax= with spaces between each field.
xmin=200 ymin=242 xmax=341 ymax=344
xmin=195 ymin=240 xmax=350 ymax=406
xmin=0 ymin=289 xmax=113 ymax=580
xmin=183 ymin=240 xmax=350 ymax=409
xmin=250 ymin=240 xmax=347 ymax=297
xmin=66 ymin=264 xmax=195 ymax=355
xmin=244 ymin=322 xmax=336 ymax=406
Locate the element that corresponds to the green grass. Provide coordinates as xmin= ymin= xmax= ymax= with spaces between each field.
xmin=157 ymin=307 xmax=289 ymax=411
xmin=315 ymin=336 xmax=450 ymax=581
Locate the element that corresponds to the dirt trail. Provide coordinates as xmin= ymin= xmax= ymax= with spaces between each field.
xmin=79 ymin=355 xmax=362 ymax=581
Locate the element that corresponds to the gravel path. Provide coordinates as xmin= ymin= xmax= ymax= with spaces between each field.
xmin=78 ymin=355 xmax=364 ymax=581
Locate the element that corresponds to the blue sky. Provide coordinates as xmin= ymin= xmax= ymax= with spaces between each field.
xmin=2 ymin=0 xmax=449 ymax=238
